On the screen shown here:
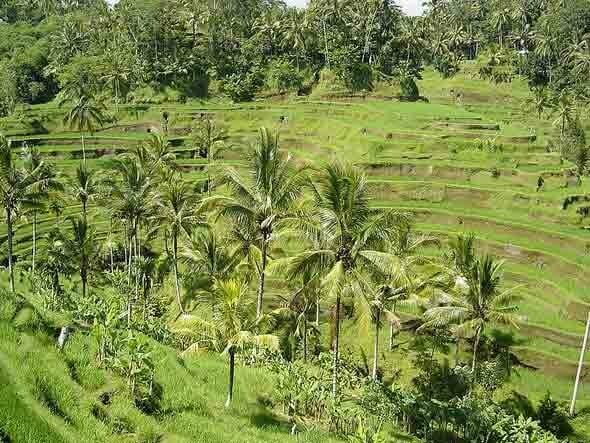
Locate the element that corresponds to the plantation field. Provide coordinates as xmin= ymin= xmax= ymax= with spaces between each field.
xmin=1 ymin=69 xmax=590 ymax=440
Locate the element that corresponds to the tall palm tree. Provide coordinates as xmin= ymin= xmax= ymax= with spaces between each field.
xmin=218 ymin=127 xmax=307 ymax=319
xmin=135 ymin=132 xmax=176 ymax=179
xmin=62 ymin=95 xmax=106 ymax=162
xmin=69 ymin=161 xmax=99 ymax=222
xmin=21 ymin=144 xmax=61 ymax=276
xmin=422 ymin=255 xmax=521 ymax=374
xmin=491 ymin=8 xmax=512 ymax=48
xmin=0 ymin=135 xmax=49 ymax=292
xmin=153 ymin=177 xmax=205 ymax=315
xmin=190 ymin=117 xmax=228 ymax=194
xmin=173 ymin=279 xmax=278 ymax=407
xmin=67 ymin=216 xmax=98 ymax=300
xmin=38 ymin=227 xmax=73 ymax=309
xmin=110 ymin=157 xmax=154 ymax=273
xmin=288 ymin=162 xmax=405 ymax=398
xmin=552 ymin=92 xmax=575 ymax=137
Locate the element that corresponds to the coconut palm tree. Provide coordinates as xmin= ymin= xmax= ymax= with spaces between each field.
xmin=266 ymin=269 xmax=320 ymax=362
xmin=491 ymin=8 xmax=512 ymax=48
xmin=69 ymin=161 xmax=99 ymax=222
xmin=135 ymin=132 xmax=176 ymax=179
xmin=552 ymin=92 xmax=575 ymax=137
xmin=21 ymin=144 xmax=61 ymax=276
xmin=0 ymin=135 xmax=50 ymax=292
xmin=173 ymin=279 xmax=278 ymax=407
xmin=37 ymin=227 xmax=73 ymax=310
xmin=63 ymin=95 xmax=106 ymax=162
xmin=67 ymin=216 xmax=98 ymax=300
xmin=190 ymin=117 xmax=228 ymax=194
xmin=422 ymin=255 xmax=521 ymax=375
xmin=152 ymin=177 xmax=206 ymax=315
xmin=110 ymin=157 xmax=154 ymax=272
xmin=218 ymin=127 xmax=307 ymax=319
xmin=287 ymin=162 xmax=406 ymax=398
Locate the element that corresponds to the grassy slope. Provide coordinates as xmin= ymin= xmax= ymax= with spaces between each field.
xmin=0 ymin=318 xmax=348 ymax=443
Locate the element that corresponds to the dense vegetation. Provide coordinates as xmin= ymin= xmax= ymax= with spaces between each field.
xmin=1 ymin=0 xmax=590 ymax=442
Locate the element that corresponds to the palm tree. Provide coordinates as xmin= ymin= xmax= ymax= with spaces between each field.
xmin=218 ymin=127 xmax=307 ymax=319
xmin=0 ymin=135 xmax=49 ymax=292
xmin=288 ymin=162 xmax=405 ymax=398
xmin=552 ymin=92 xmax=575 ymax=137
xmin=69 ymin=161 xmax=99 ymax=222
xmin=190 ymin=117 xmax=228 ymax=194
xmin=282 ymin=8 xmax=309 ymax=70
xmin=62 ymin=95 xmax=106 ymax=162
xmin=266 ymin=269 xmax=320 ymax=362
xmin=38 ymin=227 xmax=72 ymax=309
xmin=153 ymin=177 xmax=205 ymax=315
xmin=173 ymin=279 xmax=278 ymax=407
xmin=527 ymin=87 xmax=551 ymax=120
xmin=422 ymin=255 xmax=521 ymax=374
xmin=491 ymin=8 xmax=511 ymax=48
xmin=21 ymin=144 xmax=61 ymax=276
xmin=67 ymin=216 xmax=98 ymax=300
xmin=135 ymin=132 xmax=176 ymax=179
xmin=382 ymin=224 xmax=439 ymax=351
xmin=110 ymin=157 xmax=154 ymax=273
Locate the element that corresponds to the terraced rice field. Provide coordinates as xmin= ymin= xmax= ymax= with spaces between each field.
xmin=1 ymin=70 xmax=589 ymax=410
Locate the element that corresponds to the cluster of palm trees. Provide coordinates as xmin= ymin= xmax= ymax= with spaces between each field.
xmin=0 ymin=118 xmax=522 ymax=407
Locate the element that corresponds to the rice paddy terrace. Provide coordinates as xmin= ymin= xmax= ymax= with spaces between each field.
xmin=2 ymin=71 xmax=590 ymax=411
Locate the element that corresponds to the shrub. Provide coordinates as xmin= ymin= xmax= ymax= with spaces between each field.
xmin=223 ymin=69 xmax=264 ymax=102
xmin=266 ymin=58 xmax=303 ymax=94
xmin=536 ymin=393 xmax=573 ymax=438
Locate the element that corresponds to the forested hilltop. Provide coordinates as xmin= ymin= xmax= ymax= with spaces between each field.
xmin=1 ymin=1 xmax=590 ymax=443
xmin=2 ymin=0 xmax=590 ymax=108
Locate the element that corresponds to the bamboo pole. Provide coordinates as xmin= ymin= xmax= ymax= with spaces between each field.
xmin=570 ymin=311 xmax=590 ymax=416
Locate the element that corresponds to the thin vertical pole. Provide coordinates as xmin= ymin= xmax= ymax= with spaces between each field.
xmin=570 ymin=311 xmax=590 ymax=416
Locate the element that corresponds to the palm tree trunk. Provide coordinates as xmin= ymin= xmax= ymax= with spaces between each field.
xmin=7 ymin=208 xmax=14 ymax=293
xmin=256 ymin=237 xmax=268 ymax=319
xmin=471 ymin=327 xmax=482 ymax=374
xmin=389 ymin=322 xmax=395 ymax=351
xmin=32 ymin=211 xmax=37 ymax=275
xmin=225 ymin=348 xmax=235 ymax=408
xmin=303 ymin=316 xmax=308 ymax=362
xmin=455 ymin=338 xmax=461 ymax=367
xmin=316 ymin=294 xmax=320 ymax=326
xmin=372 ymin=309 xmax=380 ymax=380
xmin=172 ymin=233 xmax=184 ymax=315
xmin=323 ymin=20 xmax=330 ymax=69
xmin=82 ymin=135 xmax=86 ymax=164
xmin=331 ymin=293 xmax=341 ymax=399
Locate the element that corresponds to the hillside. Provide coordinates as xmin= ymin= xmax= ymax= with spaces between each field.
xmin=0 ymin=68 xmax=589 ymax=442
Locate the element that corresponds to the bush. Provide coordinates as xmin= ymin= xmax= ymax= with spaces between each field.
xmin=266 ymin=58 xmax=303 ymax=94
xmin=223 ymin=69 xmax=264 ymax=102
xmin=332 ymin=46 xmax=373 ymax=93
xmin=536 ymin=393 xmax=573 ymax=438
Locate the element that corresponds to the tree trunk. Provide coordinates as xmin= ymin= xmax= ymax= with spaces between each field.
xmin=331 ymin=293 xmax=341 ymax=399
xmin=256 ymin=236 xmax=268 ymax=319
xmin=225 ymin=348 xmax=235 ymax=408
xmin=173 ymin=233 xmax=184 ymax=314
xmin=82 ymin=135 xmax=86 ymax=164
xmin=316 ymin=294 xmax=320 ymax=326
xmin=57 ymin=326 xmax=69 ymax=350
xmin=32 ymin=211 xmax=37 ymax=275
xmin=323 ymin=20 xmax=330 ymax=69
xmin=455 ymin=338 xmax=461 ymax=367
xmin=372 ymin=309 xmax=380 ymax=381
xmin=471 ymin=327 xmax=482 ymax=374
xmin=570 ymin=311 xmax=590 ymax=416
xmin=7 ymin=208 xmax=14 ymax=293
xmin=303 ymin=316 xmax=308 ymax=362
